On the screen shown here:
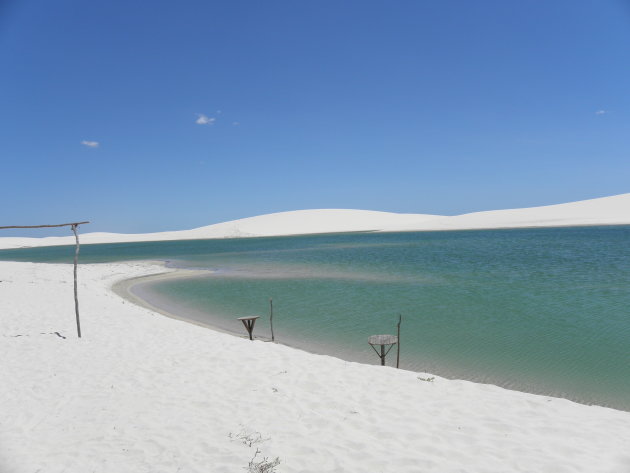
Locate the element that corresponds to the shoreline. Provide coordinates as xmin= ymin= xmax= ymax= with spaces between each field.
xmin=113 ymin=263 xmax=357 ymax=356
xmin=112 ymin=261 xmax=629 ymax=413
xmin=2 ymin=260 xmax=630 ymax=472
xmin=111 ymin=263 xmax=240 ymax=337
xmin=2 ymin=222 xmax=630 ymax=250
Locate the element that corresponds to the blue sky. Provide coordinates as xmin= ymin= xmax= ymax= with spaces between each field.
xmin=1 ymin=0 xmax=629 ymax=235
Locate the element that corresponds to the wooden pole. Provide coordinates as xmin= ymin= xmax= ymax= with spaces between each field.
xmin=269 ymin=298 xmax=275 ymax=342
xmin=71 ymin=224 xmax=82 ymax=338
xmin=396 ymin=314 xmax=402 ymax=368
xmin=0 ymin=221 xmax=89 ymax=339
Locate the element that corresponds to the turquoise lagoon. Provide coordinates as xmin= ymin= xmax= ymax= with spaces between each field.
xmin=1 ymin=226 xmax=629 ymax=410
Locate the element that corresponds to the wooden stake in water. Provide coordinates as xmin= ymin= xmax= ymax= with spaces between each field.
xmin=269 ymin=298 xmax=275 ymax=342
xmin=396 ymin=314 xmax=402 ymax=368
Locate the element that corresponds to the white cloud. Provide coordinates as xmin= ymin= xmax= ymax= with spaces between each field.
xmin=232 ymin=121 xmax=240 ymax=126
xmin=81 ymin=140 xmax=99 ymax=148
xmin=595 ymin=110 xmax=607 ymax=115
xmin=196 ymin=114 xmax=216 ymax=125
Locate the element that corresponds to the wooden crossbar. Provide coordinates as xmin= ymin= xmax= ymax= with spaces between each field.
xmin=0 ymin=222 xmax=89 ymax=229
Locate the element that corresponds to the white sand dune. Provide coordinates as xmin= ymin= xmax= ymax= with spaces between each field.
xmin=1 ymin=261 xmax=629 ymax=472
xmin=399 ymin=192 xmax=630 ymax=232
xmin=1 ymin=193 xmax=629 ymax=249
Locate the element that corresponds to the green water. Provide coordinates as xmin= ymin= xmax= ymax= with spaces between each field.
xmin=1 ymin=227 xmax=629 ymax=410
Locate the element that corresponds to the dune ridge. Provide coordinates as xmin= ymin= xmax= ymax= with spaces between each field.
xmin=1 ymin=193 xmax=629 ymax=249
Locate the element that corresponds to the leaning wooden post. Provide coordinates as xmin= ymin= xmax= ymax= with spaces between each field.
xmin=396 ymin=314 xmax=402 ymax=368
xmin=71 ymin=224 xmax=82 ymax=338
xmin=269 ymin=298 xmax=275 ymax=342
xmin=0 ymin=221 xmax=89 ymax=339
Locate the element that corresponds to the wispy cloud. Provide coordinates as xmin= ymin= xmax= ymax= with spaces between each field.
xmin=595 ymin=110 xmax=607 ymax=115
xmin=232 ymin=121 xmax=240 ymax=126
xmin=81 ymin=140 xmax=99 ymax=148
xmin=196 ymin=113 xmax=216 ymax=125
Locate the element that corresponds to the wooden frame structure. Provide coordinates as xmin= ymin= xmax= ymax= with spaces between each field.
xmin=0 ymin=221 xmax=90 ymax=338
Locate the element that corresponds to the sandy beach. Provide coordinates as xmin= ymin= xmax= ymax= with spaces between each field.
xmin=2 ymin=260 xmax=630 ymax=473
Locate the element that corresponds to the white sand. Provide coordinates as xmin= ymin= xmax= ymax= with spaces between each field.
xmin=1 ymin=261 xmax=629 ymax=472
xmin=1 ymin=193 xmax=629 ymax=249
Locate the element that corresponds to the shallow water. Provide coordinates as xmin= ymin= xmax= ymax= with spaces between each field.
xmin=2 ymin=226 xmax=629 ymax=410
